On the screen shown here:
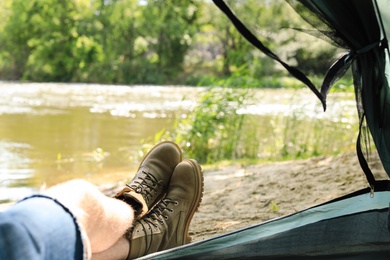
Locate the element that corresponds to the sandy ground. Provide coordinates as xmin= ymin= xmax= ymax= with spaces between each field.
xmin=186 ymin=151 xmax=388 ymax=242
xmin=98 ymin=150 xmax=388 ymax=243
xmin=1 ymin=151 xmax=388 ymax=244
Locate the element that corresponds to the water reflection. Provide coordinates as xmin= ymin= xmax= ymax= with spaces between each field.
xmin=0 ymin=141 xmax=37 ymax=201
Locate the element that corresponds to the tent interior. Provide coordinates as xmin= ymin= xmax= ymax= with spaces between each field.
xmin=139 ymin=0 xmax=390 ymax=258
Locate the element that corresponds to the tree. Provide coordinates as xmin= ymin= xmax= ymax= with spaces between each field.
xmin=0 ymin=0 xmax=34 ymax=79
xmin=139 ymin=0 xmax=201 ymax=82
xmin=0 ymin=0 xmax=339 ymax=84
xmin=0 ymin=0 xmax=103 ymax=82
xmin=77 ymin=0 xmax=143 ymax=83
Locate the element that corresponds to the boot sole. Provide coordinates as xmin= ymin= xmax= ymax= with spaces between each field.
xmin=182 ymin=158 xmax=204 ymax=243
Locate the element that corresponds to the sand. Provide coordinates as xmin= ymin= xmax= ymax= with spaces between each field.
xmin=186 ymin=151 xmax=388 ymax=242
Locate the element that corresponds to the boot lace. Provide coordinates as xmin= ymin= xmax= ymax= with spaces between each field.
xmin=134 ymin=198 xmax=179 ymax=255
xmin=128 ymin=170 xmax=162 ymax=203
xmin=147 ymin=198 xmax=178 ymax=224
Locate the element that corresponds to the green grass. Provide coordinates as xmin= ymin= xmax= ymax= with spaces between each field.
xmin=144 ymin=84 xmax=358 ymax=165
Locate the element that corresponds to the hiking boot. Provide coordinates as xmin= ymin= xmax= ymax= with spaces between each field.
xmin=115 ymin=141 xmax=182 ymax=219
xmin=126 ymin=159 xmax=204 ymax=259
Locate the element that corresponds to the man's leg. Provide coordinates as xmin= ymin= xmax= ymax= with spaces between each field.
xmin=50 ymin=141 xmax=182 ymax=260
xmin=91 ymin=237 xmax=129 ymax=260
xmin=41 ymin=141 xmax=182 ymax=257
xmin=43 ymin=179 xmax=135 ymax=254
xmin=0 ymin=141 xmax=182 ymax=259
xmin=0 ymin=179 xmax=135 ymax=260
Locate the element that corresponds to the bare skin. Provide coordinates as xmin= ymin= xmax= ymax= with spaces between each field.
xmin=92 ymin=237 xmax=130 ymax=260
xmin=43 ymin=179 xmax=133 ymax=258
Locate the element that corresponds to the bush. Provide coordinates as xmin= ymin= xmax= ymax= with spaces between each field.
xmin=151 ymin=87 xmax=253 ymax=164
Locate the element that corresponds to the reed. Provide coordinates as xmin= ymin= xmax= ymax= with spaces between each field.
xmin=148 ymin=87 xmax=359 ymax=165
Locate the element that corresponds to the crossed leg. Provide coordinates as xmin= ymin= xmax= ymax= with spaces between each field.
xmin=43 ymin=179 xmax=133 ymax=258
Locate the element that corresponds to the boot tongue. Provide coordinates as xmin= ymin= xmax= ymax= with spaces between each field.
xmin=115 ymin=187 xmax=148 ymax=219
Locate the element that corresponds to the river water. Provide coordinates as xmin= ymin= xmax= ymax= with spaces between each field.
xmin=0 ymin=81 xmax=357 ymax=202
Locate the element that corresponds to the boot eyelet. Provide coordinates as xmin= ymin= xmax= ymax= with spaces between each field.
xmin=174 ymin=201 xmax=179 ymax=205
xmin=164 ymin=215 xmax=169 ymax=220
xmin=169 ymin=209 xmax=174 ymax=213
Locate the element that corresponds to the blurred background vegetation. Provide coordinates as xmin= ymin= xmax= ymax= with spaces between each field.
xmin=0 ymin=0 xmax=345 ymax=87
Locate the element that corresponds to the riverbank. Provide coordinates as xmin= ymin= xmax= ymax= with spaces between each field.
xmin=101 ymin=150 xmax=388 ymax=242
xmin=1 ymin=151 xmax=387 ymax=242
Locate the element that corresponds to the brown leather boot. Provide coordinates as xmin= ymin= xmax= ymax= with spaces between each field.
xmin=126 ymin=159 xmax=204 ymax=259
xmin=115 ymin=141 xmax=182 ymax=219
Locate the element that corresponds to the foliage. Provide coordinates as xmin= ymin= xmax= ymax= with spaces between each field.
xmin=151 ymin=86 xmax=252 ymax=164
xmin=140 ymin=0 xmax=200 ymax=81
xmin=0 ymin=0 xmax=343 ymax=85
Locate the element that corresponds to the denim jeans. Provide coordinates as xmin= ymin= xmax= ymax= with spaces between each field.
xmin=0 ymin=195 xmax=85 ymax=260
